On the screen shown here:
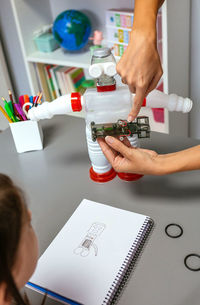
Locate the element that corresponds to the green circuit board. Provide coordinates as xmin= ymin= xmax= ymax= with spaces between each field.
xmin=91 ymin=116 xmax=150 ymax=142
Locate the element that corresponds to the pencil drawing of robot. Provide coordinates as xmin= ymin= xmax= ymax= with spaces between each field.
xmin=74 ymin=222 xmax=106 ymax=257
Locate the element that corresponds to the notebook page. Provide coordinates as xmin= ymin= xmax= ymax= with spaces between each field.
xmin=30 ymin=199 xmax=148 ymax=305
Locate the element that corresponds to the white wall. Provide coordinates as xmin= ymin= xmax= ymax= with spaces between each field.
xmin=0 ymin=0 xmax=30 ymax=97
xmin=50 ymin=0 xmax=134 ymax=35
xmin=0 ymin=39 xmax=14 ymax=130
xmin=190 ymin=0 xmax=200 ymax=139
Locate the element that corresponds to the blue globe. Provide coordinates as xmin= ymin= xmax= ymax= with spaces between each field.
xmin=53 ymin=10 xmax=91 ymax=51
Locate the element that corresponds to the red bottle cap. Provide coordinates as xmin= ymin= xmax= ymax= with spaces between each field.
xmin=89 ymin=167 xmax=116 ymax=183
xmin=71 ymin=92 xmax=82 ymax=112
xmin=117 ymin=172 xmax=143 ymax=181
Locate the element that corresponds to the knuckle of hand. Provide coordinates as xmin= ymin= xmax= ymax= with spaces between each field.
xmin=131 ymin=87 xmax=136 ymax=93
xmin=101 ymin=145 xmax=109 ymax=155
xmin=126 ymin=75 xmax=134 ymax=85
xmin=129 ymin=86 xmax=136 ymax=94
xmin=116 ymin=65 xmax=121 ymax=74
xmin=137 ymin=78 xmax=147 ymax=89
xmin=127 ymin=149 xmax=133 ymax=159
xmin=116 ymin=66 xmax=121 ymax=75
xmin=159 ymin=69 xmax=163 ymax=78
xmin=120 ymin=71 xmax=126 ymax=79
xmin=116 ymin=63 xmax=123 ymax=74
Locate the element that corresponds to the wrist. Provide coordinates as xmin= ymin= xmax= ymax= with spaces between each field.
xmin=133 ymin=18 xmax=157 ymax=34
xmin=132 ymin=1 xmax=158 ymax=43
xmin=130 ymin=25 xmax=157 ymax=46
xmin=153 ymin=154 xmax=176 ymax=175
xmin=154 ymin=153 xmax=184 ymax=175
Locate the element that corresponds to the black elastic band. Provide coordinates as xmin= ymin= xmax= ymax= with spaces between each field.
xmin=165 ymin=223 xmax=183 ymax=238
xmin=184 ymin=254 xmax=200 ymax=271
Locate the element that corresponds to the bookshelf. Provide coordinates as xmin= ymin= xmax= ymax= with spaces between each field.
xmin=10 ymin=0 xmax=190 ymax=136
xmin=27 ymin=49 xmax=91 ymax=68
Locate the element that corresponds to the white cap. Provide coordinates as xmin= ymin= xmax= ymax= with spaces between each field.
xmin=89 ymin=63 xmax=103 ymax=78
xmin=168 ymin=94 xmax=193 ymax=113
xmin=104 ymin=62 xmax=117 ymax=77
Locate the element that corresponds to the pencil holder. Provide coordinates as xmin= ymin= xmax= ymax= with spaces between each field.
xmin=9 ymin=121 xmax=43 ymax=153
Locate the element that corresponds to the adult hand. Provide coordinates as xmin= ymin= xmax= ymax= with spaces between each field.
xmin=116 ymin=30 xmax=163 ymax=122
xmin=98 ymin=136 xmax=164 ymax=175
xmin=99 ymin=136 xmax=200 ymax=175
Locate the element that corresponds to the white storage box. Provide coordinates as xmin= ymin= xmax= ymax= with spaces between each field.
xmin=107 ymin=41 xmax=128 ymax=58
xmin=106 ymin=26 xmax=131 ymax=44
xmin=106 ymin=9 xmax=134 ymax=28
xmin=9 ymin=120 xmax=43 ymax=153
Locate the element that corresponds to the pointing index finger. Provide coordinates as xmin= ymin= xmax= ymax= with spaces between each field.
xmin=128 ymin=86 xmax=147 ymax=121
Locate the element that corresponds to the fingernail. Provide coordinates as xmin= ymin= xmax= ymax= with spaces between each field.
xmin=105 ymin=136 xmax=114 ymax=144
xmin=128 ymin=115 xmax=133 ymax=122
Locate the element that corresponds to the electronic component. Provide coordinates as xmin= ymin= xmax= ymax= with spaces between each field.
xmin=91 ymin=116 xmax=150 ymax=142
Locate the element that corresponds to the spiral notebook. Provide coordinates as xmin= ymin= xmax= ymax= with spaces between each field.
xmin=27 ymin=199 xmax=153 ymax=305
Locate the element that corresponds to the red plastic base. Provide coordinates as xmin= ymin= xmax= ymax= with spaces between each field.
xmin=117 ymin=172 xmax=143 ymax=181
xmin=90 ymin=167 xmax=116 ymax=183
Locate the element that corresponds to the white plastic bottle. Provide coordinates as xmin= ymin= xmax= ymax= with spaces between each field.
xmin=27 ymin=48 xmax=193 ymax=183
xmin=27 ymin=87 xmax=193 ymax=182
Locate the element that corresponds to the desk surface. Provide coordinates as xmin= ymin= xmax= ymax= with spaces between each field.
xmin=1 ymin=116 xmax=200 ymax=305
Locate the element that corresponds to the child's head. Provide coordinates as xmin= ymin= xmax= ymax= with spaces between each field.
xmin=0 ymin=174 xmax=38 ymax=305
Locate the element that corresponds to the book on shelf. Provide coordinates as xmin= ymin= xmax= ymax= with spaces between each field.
xmin=69 ymin=68 xmax=85 ymax=92
xmin=49 ymin=66 xmax=62 ymax=98
xmin=35 ymin=63 xmax=51 ymax=101
xmin=64 ymin=67 xmax=85 ymax=93
xmin=44 ymin=64 xmax=57 ymax=100
xmin=61 ymin=67 xmax=76 ymax=94
xmin=36 ymin=64 xmax=86 ymax=101
xmin=55 ymin=66 xmax=71 ymax=95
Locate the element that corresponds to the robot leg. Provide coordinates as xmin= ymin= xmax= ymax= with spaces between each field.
xmin=86 ymin=126 xmax=116 ymax=182
xmin=117 ymin=135 xmax=144 ymax=181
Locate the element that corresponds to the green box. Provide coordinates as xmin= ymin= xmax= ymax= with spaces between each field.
xmin=115 ymin=14 xmax=121 ymax=27
xmin=34 ymin=33 xmax=59 ymax=53
xmin=119 ymin=44 xmax=124 ymax=56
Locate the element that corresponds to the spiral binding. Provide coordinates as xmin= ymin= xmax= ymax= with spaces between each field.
xmin=102 ymin=217 xmax=154 ymax=305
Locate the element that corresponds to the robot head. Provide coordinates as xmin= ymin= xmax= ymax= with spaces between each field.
xmin=89 ymin=48 xmax=117 ymax=87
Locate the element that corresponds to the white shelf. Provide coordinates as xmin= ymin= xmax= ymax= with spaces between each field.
xmin=10 ymin=0 xmax=190 ymax=137
xmin=27 ymin=48 xmax=91 ymax=69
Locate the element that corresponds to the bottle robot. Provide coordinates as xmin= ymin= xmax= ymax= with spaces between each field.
xmin=27 ymin=48 xmax=193 ymax=183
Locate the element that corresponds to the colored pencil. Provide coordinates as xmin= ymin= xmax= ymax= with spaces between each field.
xmin=33 ymin=92 xmax=40 ymax=106
xmin=8 ymin=89 xmax=14 ymax=103
xmin=0 ymin=105 xmax=13 ymax=123
xmin=2 ymin=97 xmax=17 ymax=122
xmin=36 ymin=92 xmax=43 ymax=106
xmin=8 ymin=89 xmax=22 ymax=120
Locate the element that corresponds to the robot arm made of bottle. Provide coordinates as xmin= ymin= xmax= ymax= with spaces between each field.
xmin=28 ymin=92 xmax=84 ymax=121
xmin=27 ymin=89 xmax=193 ymax=122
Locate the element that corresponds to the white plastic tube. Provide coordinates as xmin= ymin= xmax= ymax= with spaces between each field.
xmin=137 ymin=89 xmax=193 ymax=113
xmin=28 ymin=94 xmax=84 ymax=121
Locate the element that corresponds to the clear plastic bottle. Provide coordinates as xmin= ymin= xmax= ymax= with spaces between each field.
xmin=90 ymin=48 xmax=116 ymax=86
